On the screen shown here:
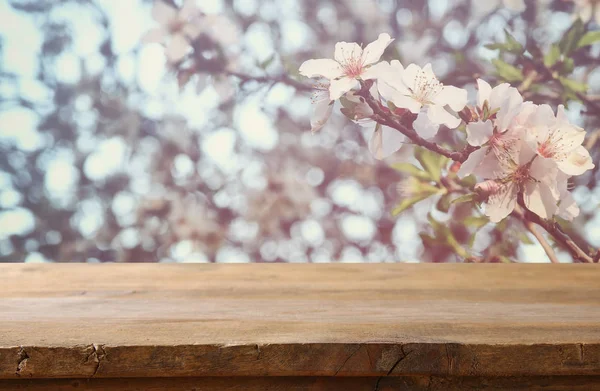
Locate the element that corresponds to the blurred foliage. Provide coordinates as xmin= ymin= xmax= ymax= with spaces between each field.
xmin=0 ymin=0 xmax=598 ymax=263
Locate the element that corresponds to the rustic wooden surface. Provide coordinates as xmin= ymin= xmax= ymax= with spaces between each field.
xmin=0 ymin=264 xmax=599 ymax=382
xmin=1 ymin=376 xmax=600 ymax=391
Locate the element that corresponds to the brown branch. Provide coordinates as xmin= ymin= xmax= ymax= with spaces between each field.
xmin=522 ymin=217 xmax=560 ymax=264
xmin=356 ymin=81 xmax=474 ymax=163
xmin=226 ymin=71 xmax=314 ymax=92
xmin=515 ymin=200 xmax=594 ymax=263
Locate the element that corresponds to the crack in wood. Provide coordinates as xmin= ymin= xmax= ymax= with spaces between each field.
xmin=15 ymin=346 xmax=29 ymax=377
xmin=373 ymin=345 xmax=412 ymax=391
xmin=333 ymin=344 xmax=362 ymax=376
xmin=84 ymin=344 xmax=106 ymax=378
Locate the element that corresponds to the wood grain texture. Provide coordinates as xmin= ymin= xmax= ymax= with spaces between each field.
xmin=0 ymin=264 xmax=598 ymax=380
xmin=1 ymin=376 xmax=600 ymax=391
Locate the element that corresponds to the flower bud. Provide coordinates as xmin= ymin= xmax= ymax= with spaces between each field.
xmin=474 ymin=180 xmax=501 ymax=199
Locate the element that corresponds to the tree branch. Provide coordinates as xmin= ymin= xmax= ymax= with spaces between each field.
xmin=521 ymin=215 xmax=560 ymax=264
xmin=516 ymin=200 xmax=594 ymax=263
xmin=226 ymin=71 xmax=314 ymax=92
xmin=356 ymin=81 xmax=475 ymax=163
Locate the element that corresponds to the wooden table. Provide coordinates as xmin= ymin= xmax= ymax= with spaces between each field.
xmin=0 ymin=264 xmax=598 ymax=390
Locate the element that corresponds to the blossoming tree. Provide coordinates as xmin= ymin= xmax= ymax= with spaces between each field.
xmin=1 ymin=0 xmax=599 ymax=264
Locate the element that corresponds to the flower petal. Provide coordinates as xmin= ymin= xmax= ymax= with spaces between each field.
xmin=466 ymin=120 xmax=494 ymax=147
xmin=413 ymin=110 xmax=440 ymax=139
xmin=361 ymin=33 xmax=394 ymax=66
xmin=152 ymin=0 xmax=178 ymax=25
xmin=179 ymin=0 xmax=200 ymax=18
xmin=427 ymin=104 xmax=461 ymax=128
xmin=524 ymin=181 xmax=558 ymax=219
xmin=165 ymin=34 xmax=190 ymax=63
xmin=183 ymin=23 xmax=203 ymax=39
xmin=329 ymin=77 xmax=359 ymax=100
xmin=433 ymin=85 xmax=468 ymax=112
xmin=485 ymin=182 xmax=517 ymax=223
xmin=388 ymin=94 xmax=422 ymax=113
xmin=557 ymin=145 xmax=595 ymax=175
xmin=503 ymin=0 xmax=526 ymax=11
xmin=141 ymin=28 xmax=167 ymax=44
xmin=299 ymin=59 xmax=344 ymax=80
xmin=476 ymin=79 xmax=492 ymax=108
xmin=495 ymin=87 xmax=523 ymax=131
xmin=334 ymin=41 xmax=363 ymax=65
xmin=532 ymin=104 xmax=557 ymax=127
xmin=368 ymin=124 xmax=403 ymax=160
xmin=558 ymin=192 xmax=579 ymax=221
xmin=310 ymin=99 xmax=334 ymax=133
xmin=361 ymin=61 xmax=390 ymax=80
xmin=457 ymin=147 xmax=488 ymax=179
xmin=401 ymin=63 xmax=420 ymax=91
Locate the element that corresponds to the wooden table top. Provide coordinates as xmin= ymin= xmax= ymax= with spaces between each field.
xmin=0 ymin=264 xmax=598 ymax=379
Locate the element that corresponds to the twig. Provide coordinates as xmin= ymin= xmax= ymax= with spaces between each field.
xmin=523 ymin=218 xmax=560 ymax=264
xmin=226 ymin=71 xmax=314 ymax=92
xmin=356 ymin=81 xmax=475 ymax=163
xmin=515 ymin=200 xmax=593 ymax=263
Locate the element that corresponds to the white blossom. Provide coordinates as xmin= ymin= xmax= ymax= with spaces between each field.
xmin=309 ymin=82 xmax=334 ymax=133
xmin=377 ymin=62 xmax=467 ymax=138
xmin=481 ymin=141 xmax=560 ymax=222
xmin=142 ymin=0 xmax=202 ymax=63
xmin=523 ymin=104 xmax=594 ymax=176
xmin=299 ymin=33 xmax=394 ymax=100
xmin=557 ymin=172 xmax=580 ymax=221
xmin=458 ymin=79 xmax=524 ymax=178
xmin=343 ymin=90 xmax=405 ymax=160
xmin=568 ymin=0 xmax=600 ymax=24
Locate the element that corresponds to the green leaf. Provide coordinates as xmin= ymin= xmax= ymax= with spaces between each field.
xmin=485 ymin=43 xmax=506 ymax=51
xmin=492 ymin=59 xmax=524 ymax=82
xmin=559 ymin=77 xmax=588 ymax=93
xmin=391 ymin=194 xmax=431 ymax=216
xmin=559 ymin=19 xmax=585 ymax=55
xmin=484 ymin=30 xmax=524 ymax=54
xmin=577 ymin=31 xmax=600 ymax=48
xmin=543 ymin=44 xmax=561 ymax=68
xmin=414 ymin=147 xmax=448 ymax=182
xmin=450 ymin=193 xmax=477 ymax=205
xmin=559 ymin=57 xmax=575 ymax=75
xmin=436 ymin=194 xmax=452 ymax=213
xmin=258 ymin=54 xmax=276 ymax=70
xmin=503 ymin=29 xmax=525 ymax=54
xmin=464 ymin=216 xmax=489 ymax=230
xmin=390 ymin=163 xmax=431 ymax=180
xmin=518 ymin=232 xmax=535 ymax=245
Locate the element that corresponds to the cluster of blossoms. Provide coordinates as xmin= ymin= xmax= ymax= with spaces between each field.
xmin=299 ymin=34 xmax=594 ymax=223
xmin=143 ymin=0 xmax=238 ymax=64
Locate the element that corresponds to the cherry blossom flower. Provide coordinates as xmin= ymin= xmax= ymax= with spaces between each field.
xmin=474 ymin=0 xmax=526 ymax=14
xmin=376 ymin=62 xmax=467 ymax=138
xmin=142 ymin=0 xmax=202 ymax=63
xmin=309 ymin=82 xmax=334 ymax=133
xmin=480 ymin=141 xmax=560 ymax=222
xmin=458 ymin=80 xmax=524 ymax=178
xmin=567 ymin=0 xmax=600 ymax=24
xmin=342 ymin=90 xmax=405 ymax=160
xmin=299 ymin=33 xmax=394 ymax=101
xmin=524 ymin=104 xmax=594 ymax=176
xmin=556 ymin=172 xmax=580 ymax=221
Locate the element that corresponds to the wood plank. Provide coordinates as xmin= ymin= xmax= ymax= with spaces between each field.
xmin=0 ymin=264 xmax=599 ymax=379
xmin=0 ymin=376 xmax=600 ymax=391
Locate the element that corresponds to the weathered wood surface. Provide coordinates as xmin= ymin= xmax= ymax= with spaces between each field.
xmin=0 ymin=264 xmax=599 ymax=380
xmin=1 ymin=376 xmax=600 ymax=391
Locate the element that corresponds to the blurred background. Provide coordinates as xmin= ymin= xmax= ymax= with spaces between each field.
xmin=0 ymin=0 xmax=598 ymax=263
